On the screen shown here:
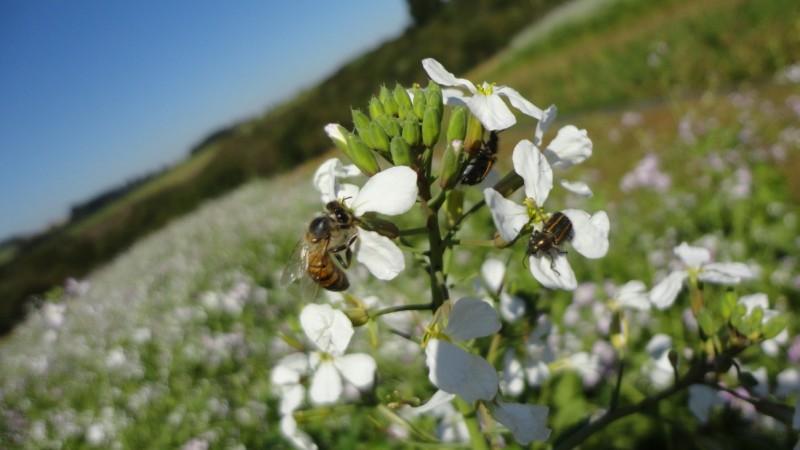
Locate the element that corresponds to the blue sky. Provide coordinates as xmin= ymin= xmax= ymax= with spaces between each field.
xmin=0 ymin=1 xmax=409 ymax=240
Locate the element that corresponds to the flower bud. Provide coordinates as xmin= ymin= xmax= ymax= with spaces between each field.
xmin=412 ymin=88 xmax=427 ymax=121
xmin=390 ymin=136 xmax=414 ymax=167
xmin=610 ymin=311 xmax=628 ymax=353
xmin=425 ymin=81 xmax=443 ymax=121
xmin=352 ymin=109 xmax=375 ymax=148
xmin=345 ymin=132 xmax=380 ymax=176
xmin=439 ymin=140 xmax=463 ymax=190
xmin=422 ymin=106 xmax=441 ymax=147
xmin=368 ymin=96 xmax=385 ymax=120
xmin=324 ymin=124 xmax=351 ymax=155
xmin=446 ymin=107 xmax=467 ymax=143
xmin=444 ymin=188 xmax=464 ymax=228
xmin=463 ymin=113 xmax=485 ymax=156
xmin=376 ymin=115 xmax=402 ymax=139
xmin=393 ymin=83 xmax=413 ymax=119
xmin=344 ymin=308 xmax=369 ymax=327
xmin=379 ymin=85 xmax=399 ymax=117
xmin=402 ymin=118 xmax=421 ymax=147
xmin=369 ymin=121 xmax=391 ymax=153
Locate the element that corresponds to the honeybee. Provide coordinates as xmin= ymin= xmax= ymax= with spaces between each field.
xmin=461 ymin=131 xmax=499 ymax=185
xmin=281 ymin=201 xmax=359 ymax=295
xmin=526 ymin=211 xmax=573 ymax=275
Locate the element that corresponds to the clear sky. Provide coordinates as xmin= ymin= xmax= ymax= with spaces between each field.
xmin=0 ymin=1 xmax=410 ymax=240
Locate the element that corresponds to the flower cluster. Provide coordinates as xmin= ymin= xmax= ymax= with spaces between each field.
xmin=272 ymin=57 xmax=793 ymax=449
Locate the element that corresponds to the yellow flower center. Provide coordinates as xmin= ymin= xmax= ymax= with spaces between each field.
xmin=476 ymin=82 xmax=495 ymax=96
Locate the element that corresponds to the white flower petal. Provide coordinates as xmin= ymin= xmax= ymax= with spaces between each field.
xmin=280 ymin=416 xmax=318 ymax=450
xmin=776 ymin=368 xmax=800 ymax=397
xmin=524 ymin=361 xmax=551 ymax=387
xmin=499 ymin=292 xmax=526 ymax=322
xmin=272 ymin=353 xmax=310 ymax=385
xmin=445 ymin=297 xmax=502 ymax=341
xmin=738 ymin=293 xmax=769 ymax=314
xmin=313 ymin=158 xmax=343 ymax=203
xmin=483 ymin=188 xmax=529 ymax=243
xmin=615 ymin=280 xmax=650 ymax=311
xmin=512 ymin=140 xmax=553 ymax=205
xmin=309 ymin=360 xmax=343 ymax=405
xmin=544 ymin=125 xmax=592 ymax=169
xmin=529 ymin=253 xmax=577 ymax=290
xmin=562 ymin=209 xmax=609 ymax=259
xmin=408 ymin=389 xmax=456 ymax=415
xmin=496 ymin=86 xmax=543 ymax=121
xmin=422 ymin=58 xmax=477 ymax=92
xmin=481 ymin=258 xmax=506 ymax=293
xmin=468 ymin=92 xmax=516 ymax=131
xmin=426 ymin=339 xmax=498 ymax=403
xmin=688 ymin=384 xmax=724 ymax=423
xmin=352 ymin=166 xmax=418 ymax=216
xmin=558 ymin=178 xmax=593 ymax=197
xmin=534 ymin=104 xmax=558 ymax=147
xmin=356 ymin=229 xmax=405 ymax=280
xmin=299 ymin=304 xmax=354 ymax=355
xmin=441 ymin=87 xmax=470 ymax=108
xmin=674 ymin=242 xmax=710 ymax=268
xmin=324 ymin=124 xmax=347 ymax=149
xmin=700 ymin=262 xmax=755 ymax=284
xmin=334 ymin=353 xmax=376 ymax=390
xmin=645 ymin=334 xmax=673 ymax=359
xmin=489 ymin=401 xmax=551 ymax=444
xmin=501 ymin=352 xmax=525 ymax=398
xmin=649 ymin=271 xmax=688 ymax=310
xmin=279 ymin=384 xmax=306 ymax=415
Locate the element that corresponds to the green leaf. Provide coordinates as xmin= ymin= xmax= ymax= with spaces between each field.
xmin=697 ymin=309 xmax=716 ymax=336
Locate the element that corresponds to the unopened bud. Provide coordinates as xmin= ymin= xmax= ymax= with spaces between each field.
xmin=390 ymin=136 xmax=414 ymax=167
xmin=412 ymin=88 xmax=427 ymax=121
xmin=402 ymin=118 xmax=421 ymax=147
xmin=352 ymin=109 xmax=376 ymax=148
xmin=345 ymin=132 xmax=380 ymax=176
xmin=380 ymin=85 xmax=399 ymax=116
xmin=425 ymin=81 xmax=443 ymax=121
xmin=393 ymin=84 xmax=413 ymax=119
xmin=376 ymin=115 xmax=402 ymax=139
xmin=463 ymin=113 xmax=485 ymax=156
xmin=422 ymin=106 xmax=441 ymax=147
xmin=368 ymin=96 xmax=385 ymax=120
xmin=610 ymin=311 xmax=628 ymax=353
xmin=345 ymin=308 xmax=369 ymax=327
xmin=439 ymin=140 xmax=463 ymax=189
xmin=444 ymin=188 xmax=464 ymax=227
xmin=446 ymin=107 xmax=467 ymax=143
xmin=369 ymin=121 xmax=390 ymax=153
xmin=324 ymin=124 xmax=351 ymax=155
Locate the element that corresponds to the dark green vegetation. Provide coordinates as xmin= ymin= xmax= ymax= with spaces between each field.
xmin=0 ymin=0 xmax=564 ymax=334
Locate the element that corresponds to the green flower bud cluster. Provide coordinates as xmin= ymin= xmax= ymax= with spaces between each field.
xmin=331 ymin=81 xmax=445 ymax=176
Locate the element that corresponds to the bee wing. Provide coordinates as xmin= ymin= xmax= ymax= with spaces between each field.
xmin=280 ymin=236 xmax=310 ymax=287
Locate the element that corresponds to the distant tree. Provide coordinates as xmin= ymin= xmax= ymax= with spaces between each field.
xmin=407 ymin=0 xmax=445 ymax=28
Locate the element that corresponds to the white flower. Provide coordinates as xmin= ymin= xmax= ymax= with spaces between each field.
xmin=738 ymin=293 xmax=788 ymax=355
xmin=271 ymin=353 xmax=310 ymax=415
xmin=643 ymin=334 xmax=674 ymax=388
xmin=299 ymin=304 xmax=376 ymax=406
xmin=534 ymin=105 xmax=594 ymax=197
xmin=613 ymin=280 xmax=651 ymax=311
xmin=422 ymin=58 xmax=543 ymax=130
xmin=649 ymin=242 xmax=757 ymax=310
xmin=406 ymin=390 xmax=469 ymax=443
xmin=479 ymin=258 xmax=526 ymax=322
xmin=425 ymin=298 xmax=501 ymax=403
xmin=314 ymin=160 xmax=418 ymax=280
xmin=487 ymin=401 xmax=552 ymax=445
xmin=484 ymin=140 xmax=608 ymax=290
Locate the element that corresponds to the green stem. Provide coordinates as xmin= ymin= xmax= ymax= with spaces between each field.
xmin=454 ymin=397 xmax=489 ymax=450
xmin=418 ymin=147 xmax=449 ymax=310
xmin=553 ymin=359 xmax=707 ymax=450
xmin=371 ymin=302 xmax=434 ymax=319
xmin=609 ymin=357 xmax=625 ymax=412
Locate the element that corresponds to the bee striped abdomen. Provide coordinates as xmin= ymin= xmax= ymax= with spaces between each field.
xmin=526 ymin=212 xmax=574 ymax=275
